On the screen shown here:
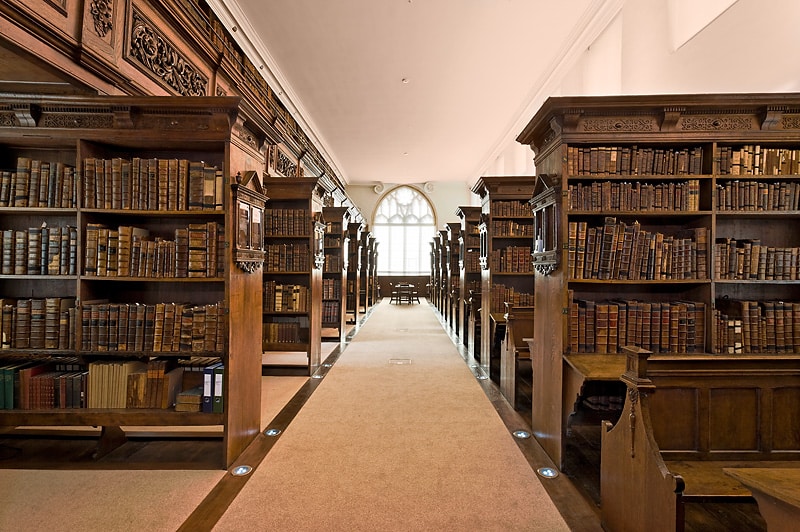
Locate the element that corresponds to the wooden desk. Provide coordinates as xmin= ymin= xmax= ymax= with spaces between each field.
xmin=562 ymin=354 xmax=626 ymax=455
xmin=395 ymin=284 xmax=417 ymax=304
xmin=724 ymin=468 xmax=800 ymax=531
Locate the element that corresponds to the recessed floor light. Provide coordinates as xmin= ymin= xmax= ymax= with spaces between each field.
xmin=512 ymin=430 xmax=531 ymax=439
xmin=264 ymin=428 xmax=281 ymax=436
xmin=312 ymin=374 xmax=323 ymax=379
xmin=230 ymin=465 xmax=252 ymax=476
xmin=477 ymin=375 xmax=489 ymax=380
xmin=537 ymin=467 xmax=559 ymax=479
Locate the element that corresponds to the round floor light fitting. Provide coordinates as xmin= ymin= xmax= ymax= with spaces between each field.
xmin=264 ymin=428 xmax=281 ymax=436
xmin=537 ymin=467 xmax=559 ymax=479
xmin=230 ymin=465 xmax=252 ymax=476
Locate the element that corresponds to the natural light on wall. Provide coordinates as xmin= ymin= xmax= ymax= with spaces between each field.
xmin=373 ymin=186 xmax=436 ymax=275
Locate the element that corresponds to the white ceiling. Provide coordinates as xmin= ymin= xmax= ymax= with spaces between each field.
xmin=213 ymin=0 xmax=618 ymax=186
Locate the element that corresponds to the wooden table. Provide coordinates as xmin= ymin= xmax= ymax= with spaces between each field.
xmin=724 ymin=467 xmax=800 ymax=531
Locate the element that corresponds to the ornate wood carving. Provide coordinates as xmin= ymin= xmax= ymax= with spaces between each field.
xmin=45 ymin=0 xmax=68 ymax=16
xmin=128 ymin=8 xmax=208 ymax=96
xmin=583 ymin=118 xmax=655 ymax=132
xmin=680 ymin=115 xmax=753 ymax=130
xmin=90 ymin=0 xmax=113 ymax=38
xmin=232 ymin=171 xmax=267 ymax=273
xmin=783 ymin=116 xmax=800 ymax=129
xmin=530 ymin=174 xmax=559 ymax=276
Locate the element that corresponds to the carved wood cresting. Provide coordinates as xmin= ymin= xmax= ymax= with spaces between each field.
xmin=90 ymin=0 xmax=113 ymax=38
xmin=128 ymin=8 xmax=208 ymax=96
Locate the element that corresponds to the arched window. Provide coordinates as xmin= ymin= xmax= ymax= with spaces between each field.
xmin=373 ymin=186 xmax=436 ymax=275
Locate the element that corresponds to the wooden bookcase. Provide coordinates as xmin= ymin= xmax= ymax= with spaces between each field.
xmin=346 ymin=222 xmax=362 ymax=324
xmin=0 ymin=94 xmax=264 ymax=468
xmin=516 ymin=92 xmax=800 ymax=469
xmin=358 ymin=230 xmax=372 ymax=313
xmin=322 ymin=206 xmax=350 ymax=342
xmin=471 ymin=176 xmax=535 ymax=379
xmin=456 ymin=206 xmax=482 ymax=350
xmin=368 ymin=235 xmax=379 ymax=306
xmin=437 ymin=230 xmax=449 ymax=312
xmin=446 ymin=222 xmax=461 ymax=333
xmin=261 ymin=176 xmax=324 ymax=375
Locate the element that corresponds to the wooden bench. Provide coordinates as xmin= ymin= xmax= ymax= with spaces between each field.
xmin=500 ymin=305 xmax=534 ymax=409
xmin=600 ymin=346 xmax=800 ymax=532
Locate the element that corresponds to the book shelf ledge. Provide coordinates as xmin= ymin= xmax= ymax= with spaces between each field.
xmin=79 ymin=276 xmax=225 ymax=282
xmin=493 ymin=271 xmax=535 ymax=276
xmin=80 ymin=209 xmax=225 ymax=217
xmin=265 ymin=234 xmax=311 ymax=239
xmin=76 ymin=350 xmax=224 ymax=358
xmin=0 ymin=207 xmax=77 ymax=214
xmin=568 ymin=174 xmax=710 ymax=181
xmin=0 ymin=410 xmax=225 ymax=426
xmin=569 ymin=279 xmax=711 ymax=284
xmin=568 ymin=210 xmax=711 ymax=216
xmin=0 ymin=274 xmax=78 ymax=280
xmin=262 ymin=342 xmax=309 ymax=352
xmin=715 ymin=210 xmax=800 ymax=218
xmin=263 ymin=311 xmax=309 ymax=316
xmin=715 ymin=279 xmax=800 ymax=284
xmin=264 ymin=270 xmax=312 ymax=275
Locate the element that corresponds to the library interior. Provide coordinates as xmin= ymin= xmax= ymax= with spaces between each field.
xmin=1 ymin=1 xmax=799 ymax=531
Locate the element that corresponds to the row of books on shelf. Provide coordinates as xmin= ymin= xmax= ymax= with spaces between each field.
xmin=462 ymin=250 xmax=481 ymax=272
xmin=322 ymin=278 xmax=341 ymax=300
xmin=0 ymin=158 xmax=77 ymax=208
xmin=80 ymin=301 xmax=225 ymax=353
xmin=490 ymin=200 xmax=531 ymax=217
xmin=84 ymin=223 xmax=223 ymax=278
xmin=490 ymin=220 xmax=535 ymax=237
xmin=1 ymin=297 xmax=75 ymax=350
xmin=568 ymin=296 xmax=707 ymax=354
xmin=714 ymin=239 xmax=798 ymax=280
xmin=324 ymin=235 xmax=342 ymax=248
xmin=715 ymin=180 xmax=800 ymax=211
xmin=714 ymin=299 xmax=800 ymax=354
xmin=489 ymin=246 xmax=533 ymax=273
xmin=262 ymin=322 xmax=301 ymax=345
xmin=322 ymin=301 xmax=340 ymax=324
xmin=264 ymin=243 xmax=310 ymax=273
xmin=489 ymin=283 xmax=534 ymax=313
xmin=567 ymin=179 xmax=701 ymax=212
xmin=0 ymin=356 xmax=224 ymax=411
xmin=717 ymin=146 xmax=800 ymax=176
xmin=82 ymin=157 xmax=224 ymax=211
xmin=265 ymin=208 xmax=310 ymax=237
xmin=323 ymin=255 xmax=343 ymax=273
xmin=1 ymin=225 xmax=78 ymax=276
xmin=324 ymin=221 xmax=342 ymax=235
xmin=263 ymin=282 xmax=309 ymax=312
xmin=567 ymin=219 xmax=708 ymax=281
xmin=567 ymin=146 xmax=704 ymax=176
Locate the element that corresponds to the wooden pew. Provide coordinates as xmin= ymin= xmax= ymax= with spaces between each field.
xmin=500 ymin=305 xmax=534 ymax=409
xmin=601 ymin=346 xmax=800 ymax=532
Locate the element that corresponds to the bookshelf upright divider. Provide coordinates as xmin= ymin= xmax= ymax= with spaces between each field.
xmin=346 ymin=222 xmax=362 ymax=324
xmin=456 ymin=206 xmax=482 ymax=350
xmin=471 ymin=176 xmax=536 ymax=382
xmin=516 ymin=92 xmax=800 ymax=470
xmin=262 ymin=176 xmax=324 ymax=375
xmin=446 ymin=222 xmax=462 ymax=335
xmin=0 ymin=94 xmax=264 ymax=468
xmin=322 ymin=206 xmax=350 ymax=342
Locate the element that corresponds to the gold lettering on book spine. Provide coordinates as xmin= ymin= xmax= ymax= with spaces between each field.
xmin=128 ymin=9 xmax=208 ymax=96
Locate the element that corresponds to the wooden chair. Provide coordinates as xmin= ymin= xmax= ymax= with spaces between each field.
xmin=389 ymin=283 xmax=400 ymax=304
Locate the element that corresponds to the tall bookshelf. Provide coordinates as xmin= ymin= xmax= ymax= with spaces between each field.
xmin=322 ymin=206 xmax=350 ymax=342
xmin=368 ymin=235 xmax=379 ymax=306
xmin=516 ymin=93 xmax=800 ymax=468
xmin=359 ymin=230 xmax=372 ymax=314
xmin=471 ymin=176 xmax=535 ymax=377
xmin=456 ymin=206 xmax=482 ymax=348
xmin=0 ymin=94 xmax=263 ymax=468
xmin=346 ymin=222 xmax=362 ymax=323
xmin=446 ymin=222 xmax=461 ymax=333
xmin=261 ymin=176 xmax=324 ymax=375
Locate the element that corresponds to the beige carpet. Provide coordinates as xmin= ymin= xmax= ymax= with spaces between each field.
xmin=214 ymin=299 xmax=569 ymax=531
xmin=0 ymin=469 xmax=224 ymax=531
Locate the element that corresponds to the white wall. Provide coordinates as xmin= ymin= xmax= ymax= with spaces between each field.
xmin=346 ymin=181 xmax=475 ymax=232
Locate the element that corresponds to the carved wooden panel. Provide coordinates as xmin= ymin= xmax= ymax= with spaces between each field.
xmin=126 ymin=6 xmax=208 ymax=96
xmin=772 ymin=387 xmax=800 ymax=450
xmin=709 ymin=388 xmax=759 ymax=451
xmin=650 ymin=387 xmax=698 ymax=451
